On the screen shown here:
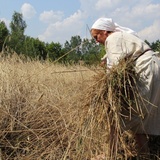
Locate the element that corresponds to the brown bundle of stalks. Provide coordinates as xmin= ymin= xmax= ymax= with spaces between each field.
xmin=78 ymin=58 xmax=147 ymax=159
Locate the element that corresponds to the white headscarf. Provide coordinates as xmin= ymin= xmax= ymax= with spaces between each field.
xmin=91 ymin=18 xmax=138 ymax=36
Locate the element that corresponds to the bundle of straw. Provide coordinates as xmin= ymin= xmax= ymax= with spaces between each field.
xmin=78 ymin=58 xmax=148 ymax=159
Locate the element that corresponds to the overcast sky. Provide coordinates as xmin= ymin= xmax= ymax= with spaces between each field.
xmin=0 ymin=0 xmax=160 ymax=45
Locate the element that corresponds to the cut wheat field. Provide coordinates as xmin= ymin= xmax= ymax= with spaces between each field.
xmin=0 ymin=54 xmax=106 ymax=160
xmin=1 ymin=54 xmax=159 ymax=160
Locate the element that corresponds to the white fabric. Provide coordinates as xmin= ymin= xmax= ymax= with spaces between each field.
xmin=91 ymin=18 xmax=138 ymax=36
xmin=105 ymin=31 xmax=160 ymax=135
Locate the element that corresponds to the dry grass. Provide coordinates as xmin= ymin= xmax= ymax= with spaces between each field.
xmin=0 ymin=54 xmax=159 ymax=160
xmin=77 ymin=59 xmax=138 ymax=160
xmin=0 ymin=53 xmax=97 ymax=159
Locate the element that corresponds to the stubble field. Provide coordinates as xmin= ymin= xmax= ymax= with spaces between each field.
xmin=0 ymin=54 xmax=103 ymax=160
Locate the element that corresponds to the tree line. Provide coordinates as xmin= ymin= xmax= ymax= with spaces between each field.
xmin=0 ymin=11 xmax=160 ymax=65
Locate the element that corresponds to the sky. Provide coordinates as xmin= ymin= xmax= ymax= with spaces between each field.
xmin=0 ymin=0 xmax=160 ymax=45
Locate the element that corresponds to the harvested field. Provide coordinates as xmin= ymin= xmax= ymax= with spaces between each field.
xmin=0 ymin=54 xmax=159 ymax=160
xmin=0 ymin=54 xmax=98 ymax=159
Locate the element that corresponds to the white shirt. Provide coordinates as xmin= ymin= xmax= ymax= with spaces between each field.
xmin=104 ymin=31 xmax=160 ymax=135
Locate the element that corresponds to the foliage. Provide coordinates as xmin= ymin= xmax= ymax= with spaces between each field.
xmin=23 ymin=36 xmax=47 ymax=60
xmin=7 ymin=11 xmax=27 ymax=54
xmin=46 ymin=42 xmax=65 ymax=62
xmin=145 ymin=40 xmax=160 ymax=53
xmin=0 ymin=21 xmax=9 ymax=51
xmin=151 ymin=40 xmax=160 ymax=53
xmin=63 ymin=36 xmax=105 ymax=65
xmin=81 ymin=38 xmax=105 ymax=65
xmin=64 ymin=35 xmax=82 ymax=63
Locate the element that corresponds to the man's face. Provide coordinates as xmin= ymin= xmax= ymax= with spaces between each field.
xmin=91 ymin=29 xmax=108 ymax=45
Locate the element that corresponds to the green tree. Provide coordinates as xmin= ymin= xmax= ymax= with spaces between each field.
xmin=151 ymin=40 xmax=160 ymax=53
xmin=63 ymin=36 xmax=106 ymax=65
xmin=64 ymin=35 xmax=82 ymax=63
xmin=46 ymin=42 xmax=64 ymax=62
xmin=9 ymin=11 xmax=27 ymax=54
xmin=81 ymin=38 xmax=105 ymax=65
xmin=0 ymin=21 xmax=9 ymax=51
xmin=23 ymin=36 xmax=47 ymax=60
xmin=145 ymin=39 xmax=160 ymax=53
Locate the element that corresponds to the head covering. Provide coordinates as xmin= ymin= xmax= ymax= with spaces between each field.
xmin=91 ymin=18 xmax=138 ymax=36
